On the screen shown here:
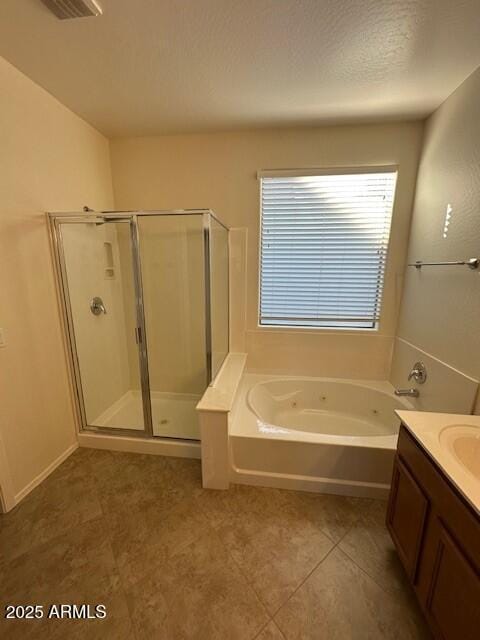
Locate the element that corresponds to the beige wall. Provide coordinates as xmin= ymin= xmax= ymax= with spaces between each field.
xmin=0 ymin=56 xmax=114 ymax=498
xmin=395 ymin=66 xmax=480 ymax=411
xmin=111 ymin=122 xmax=424 ymax=378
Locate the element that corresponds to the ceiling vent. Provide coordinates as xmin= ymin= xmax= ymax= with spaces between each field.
xmin=40 ymin=0 xmax=103 ymax=20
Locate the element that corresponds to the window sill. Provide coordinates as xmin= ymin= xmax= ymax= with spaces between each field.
xmin=255 ymin=323 xmax=380 ymax=335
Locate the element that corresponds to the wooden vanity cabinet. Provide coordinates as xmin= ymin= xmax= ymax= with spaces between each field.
xmin=387 ymin=425 xmax=480 ymax=640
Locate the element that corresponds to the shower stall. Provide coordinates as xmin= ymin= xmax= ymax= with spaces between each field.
xmin=48 ymin=210 xmax=229 ymax=442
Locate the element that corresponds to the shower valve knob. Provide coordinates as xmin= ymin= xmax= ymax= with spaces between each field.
xmin=407 ymin=361 xmax=427 ymax=384
xmin=90 ymin=297 xmax=107 ymax=315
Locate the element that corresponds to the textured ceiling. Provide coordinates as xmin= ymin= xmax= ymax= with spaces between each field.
xmin=1 ymin=0 xmax=480 ymax=137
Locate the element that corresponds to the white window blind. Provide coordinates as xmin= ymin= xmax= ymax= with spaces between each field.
xmin=259 ymin=170 xmax=397 ymax=329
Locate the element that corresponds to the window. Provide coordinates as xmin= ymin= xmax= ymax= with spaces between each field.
xmin=259 ymin=169 xmax=397 ymax=330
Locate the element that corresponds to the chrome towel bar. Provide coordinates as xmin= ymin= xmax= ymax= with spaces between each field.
xmin=408 ymin=257 xmax=479 ymax=270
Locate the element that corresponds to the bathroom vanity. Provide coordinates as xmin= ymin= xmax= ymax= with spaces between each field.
xmin=387 ymin=412 xmax=480 ymax=640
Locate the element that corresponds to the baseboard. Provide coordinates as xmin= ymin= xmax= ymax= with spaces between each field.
xmin=230 ymin=467 xmax=390 ymax=499
xmin=0 ymin=433 xmax=16 ymax=513
xmin=14 ymin=442 xmax=79 ymax=506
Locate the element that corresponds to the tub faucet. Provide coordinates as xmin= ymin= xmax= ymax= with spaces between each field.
xmin=394 ymin=388 xmax=419 ymax=398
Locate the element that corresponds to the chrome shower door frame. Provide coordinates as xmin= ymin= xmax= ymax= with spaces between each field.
xmin=202 ymin=212 xmax=213 ymax=384
xmin=48 ymin=209 xmax=229 ymax=440
xmin=130 ymin=214 xmax=154 ymax=437
xmin=48 ymin=212 xmax=153 ymax=438
xmin=203 ymin=212 xmax=230 ymax=381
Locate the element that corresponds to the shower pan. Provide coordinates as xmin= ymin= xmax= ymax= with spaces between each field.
xmin=48 ymin=210 xmax=229 ymax=442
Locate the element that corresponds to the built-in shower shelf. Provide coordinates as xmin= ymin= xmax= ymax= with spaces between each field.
xmin=104 ymin=241 xmax=115 ymax=278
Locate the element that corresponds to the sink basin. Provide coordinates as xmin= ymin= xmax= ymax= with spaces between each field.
xmin=439 ymin=425 xmax=480 ymax=480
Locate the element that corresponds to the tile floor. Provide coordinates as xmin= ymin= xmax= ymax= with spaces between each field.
xmin=0 ymin=448 xmax=431 ymax=639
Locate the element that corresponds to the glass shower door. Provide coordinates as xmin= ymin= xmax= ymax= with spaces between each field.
xmin=58 ymin=218 xmax=149 ymax=433
xmin=138 ymin=214 xmax=207 ymax=440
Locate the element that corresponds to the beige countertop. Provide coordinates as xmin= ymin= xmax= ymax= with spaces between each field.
xmin=396 ymin=410 xmax=480 ymax=516
xmin=196 ymin=352 xmax=247 ymax=413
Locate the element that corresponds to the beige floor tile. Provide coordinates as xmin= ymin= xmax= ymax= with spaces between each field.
xmin=0 ymin=467 xmax=102 ymax=564
xmin=0 ymin=447 xmax=432 ymax=640
xmin=94 ymin=450 xmax=203 ymax=515
xmin=0 ymin=518 xmax=133 ymax=639
xmin=93 ymin=452 xmax=174 ymax=510
xmin=195 ymin=487 xmax=236 ymax=528
xmin=338 ymin=499 xmax=411 ymax=594
xmin=0 ymin=596 xmax=135 ymax=640
xmin=55 ymin=597 xmax=135 ymax=640
xmin=225 ymin=484 xmax=299 ymax=518
xmin=1 ymin=518 xmax=119 ymax=602
xmin=108 ymin=496 xmax=212 ymax=589
xmin=256 ymin=620 xmax=286 ymax=639
xmin=125 ymin=530 xmax=269 ymax=640
xmin=217 ymin=498 xmax=334 ymax=614
xmin=285 ymin=491 xmax=369 ymax=543
xmin=275 ymin=547 xmax=430 ymax=640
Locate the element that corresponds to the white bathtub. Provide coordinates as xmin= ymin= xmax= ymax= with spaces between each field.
xmin=229 ymin=374 xmax=413 ymax=498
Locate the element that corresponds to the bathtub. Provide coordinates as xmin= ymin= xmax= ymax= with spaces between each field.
xmin=229 ymin=373 xmax=413 ymax=498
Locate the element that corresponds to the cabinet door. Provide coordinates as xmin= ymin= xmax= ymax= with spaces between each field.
xmin=426 ymin=524 xmax=480 ymax=640
xmin=387 ymin=455 xmax=429 ymax=580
